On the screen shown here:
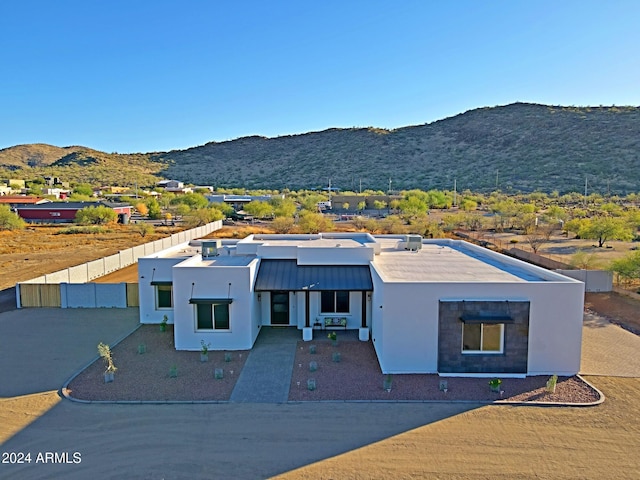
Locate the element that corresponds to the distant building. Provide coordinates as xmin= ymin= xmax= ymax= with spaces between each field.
xmin=207 ymin=194 xmax=284 ymax=210
xmin=157 ymin=180 xmax=184 ymax=189
xmin=0 ymin=195 xmax=51 ymax=209
xmin=16 ymin=201 xmax=132 ymax=224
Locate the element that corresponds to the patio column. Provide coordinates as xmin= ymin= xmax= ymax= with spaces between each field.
xmin=361 ymin=291 xmax=367 ymax=328
xmin=305 ymin=290 xmax=310 ymax=328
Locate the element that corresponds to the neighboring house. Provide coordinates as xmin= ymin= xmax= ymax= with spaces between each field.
xmin=0 ymin=195 xmax=51 ymax=208
xmin=157 ymin=180 xmax=184 ymax=189
xmin=207 ymin=194 xmax=284 ymax=210
xmin=138 ymin=233 xmax=584 ymax=377
xmin=16 ymin=201 xmax=133 ymax=223
xmin=42 ymin=188 xmax=71 ymax=199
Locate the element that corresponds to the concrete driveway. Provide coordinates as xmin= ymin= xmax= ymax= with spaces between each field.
xmin=581 ymin=311 xmax=640 ymax=377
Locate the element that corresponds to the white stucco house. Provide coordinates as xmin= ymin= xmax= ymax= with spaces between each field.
xmin=138 ymin=233 xmax=584 ymax=377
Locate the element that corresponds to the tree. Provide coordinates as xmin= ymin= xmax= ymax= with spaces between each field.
xmin=271 ymin=198 xmax=297 ymax=218
xmin=184 ymin=207 xmax=224 ymax=227
xmin=75 ymin=206 xmax=117 ymax=225
xmin=271 ymin=217 xmax=295 ymax=233
xmin=297 ymin=212 xmax=334 ymax=233
xmin=0 ymin=205 xmax=25 ymax=230
xmin=169 ymin=193 xmax=209 ymax=210
xmin=357 ymin=201 xmax=366 ymax=213
xmin=578 ymin=217 xmax=634 ymax=247
xmin=570 ymin=250 xmax=601 ymax=270
xmin=373 ymin=200 xmax=387 ymax=213
xmin=610 ymin=251 xmax=640 ymax=285
xmin=342 ymin=202 xmax=350 ymax=211
xmin=133 ymin=222 xmax=154 ymax=238
xmin=244 ymin=201 xmax=274 ymax=219
xmin=146 ymin=198 xmax=162 ymax=219
xmin=73 ymin=183 xmax=94 ymax=196
xmin=135 ymin=203 xmax=148 ymax=216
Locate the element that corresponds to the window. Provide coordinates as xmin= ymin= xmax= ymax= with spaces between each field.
xmin=321 ymin=291 xmax=349 ymax=313
xmin=462 ymin=323 xmax=504 ymax=353
xmin=156 ymin=285 xmax=173 ymax=309
xmin=196 ymin=303 xmax=230 ymax=331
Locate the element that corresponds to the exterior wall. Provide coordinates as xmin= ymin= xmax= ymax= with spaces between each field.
xmin=138 ymin=256 xmax=187 ymax=324
xmin=297 ymin=247 xmax=373 ymax=265
xmin=375 ymin=280 xmax=583 ymax=376
xmin=172 ymin=259 xmax=259 ymax=351
xmin=370 ymin=266 xmax=386 ymax=371
xmin=525 ymin=281 xmax=584 ymax=375
xmin=437 ymin=300 xmax=530 ymax=374
xmin=556 ymin=269 xmax=613 ymax=292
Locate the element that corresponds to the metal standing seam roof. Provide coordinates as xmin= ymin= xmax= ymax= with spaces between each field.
xmin=254 ymin=259 xmax=373 ymax=291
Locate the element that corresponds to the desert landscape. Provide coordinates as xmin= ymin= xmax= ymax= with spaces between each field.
xmin=1 ymin=225 xmax=639 ymax=478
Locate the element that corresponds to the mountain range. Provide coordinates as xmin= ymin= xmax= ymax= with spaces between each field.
xmin=1 ymin=102 xmax=638 ymax=194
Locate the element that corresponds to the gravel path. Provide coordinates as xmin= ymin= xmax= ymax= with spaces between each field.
xmin=67 ymin=325 xmax=600 ymax=404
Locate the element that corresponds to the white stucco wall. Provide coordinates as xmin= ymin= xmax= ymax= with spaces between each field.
xmin=374 ymin=280 xmax=584 ymax=375
xmin=138 ymin=247 xmax=195 ymax=324
xmin=172 ymin=258 xmax=259 ymax=351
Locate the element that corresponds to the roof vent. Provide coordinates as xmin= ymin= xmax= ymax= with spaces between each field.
xmin=405 ymin=235 xmax=423 ymax=251
xmin=202 ymin=240 xmax=222 ymax=259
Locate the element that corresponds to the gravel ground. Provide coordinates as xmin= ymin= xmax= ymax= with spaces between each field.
xmin=288 ymin=337 xmax=600 ymax=403
xmin=67 ymin=325 xmax=249 ymax=402
xmin=68 ymin=325 xmax=600 ymax=404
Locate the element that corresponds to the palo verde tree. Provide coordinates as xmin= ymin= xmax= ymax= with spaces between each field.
xmin=578 ymin=217 xmax=634 ymax=247
xmin=610 ymin=251 xmax=640 ymax=285
xmin=75 ymin=206 xmax=117 ymax=225
xmin=0 ymin=205 xmax=25 ymax=230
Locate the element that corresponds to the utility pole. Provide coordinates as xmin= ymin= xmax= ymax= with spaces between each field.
xmin=388 ymin=178 xmax=392 ymax=196
xmin=359 ymin=178 xmax=362 ymax=195
xmin=453 ymin=179 xmax=457 ymax=207
xmin=584 ymin=175 xmax=588 ymax=206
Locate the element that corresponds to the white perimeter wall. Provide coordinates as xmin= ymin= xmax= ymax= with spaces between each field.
xmin=375 ymin=280 xmax=584 ymax=376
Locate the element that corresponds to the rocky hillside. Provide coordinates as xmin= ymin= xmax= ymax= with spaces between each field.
xmin=2 ymin=103 xmax=639 ymax=193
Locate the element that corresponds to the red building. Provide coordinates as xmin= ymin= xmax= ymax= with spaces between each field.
xmin=16 ymin=201 xmax=133 ymax=224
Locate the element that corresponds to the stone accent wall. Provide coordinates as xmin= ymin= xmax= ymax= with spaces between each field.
xmin=438 ymin=300 xmax=530 ymax=374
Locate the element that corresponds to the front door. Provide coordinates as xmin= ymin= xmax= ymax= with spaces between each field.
xmin=270 ymin=291 xmax=290 ymax=325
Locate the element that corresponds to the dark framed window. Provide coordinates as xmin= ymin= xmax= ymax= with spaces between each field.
xmin=156 ymin=285 xmax=172 ymax=309
xmin=462 ymin=323 xmax=503 ymax=353
xmin=320 ymin=291 xmax=349 ymax=313
xmin=196 ymin=303 xmax=230 ymax=331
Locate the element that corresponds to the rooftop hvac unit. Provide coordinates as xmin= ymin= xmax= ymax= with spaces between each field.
xmin=202 ymin=240 xmax=222 ymax=259
xmin=405 ymin=235 xmax=423 ymax=251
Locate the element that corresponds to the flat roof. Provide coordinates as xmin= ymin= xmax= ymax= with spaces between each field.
xmin=373 ymin=240 xmax=546 ymax=283
xmin=249 ymin=238 xmax=365 ymax=249
xmin=181 ymin=255 xmax=257 ymax=268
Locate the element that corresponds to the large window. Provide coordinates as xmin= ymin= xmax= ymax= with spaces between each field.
xmin=462 ymin=323 xmax=504 ymax=354
xmin=321 ymin=291 xmax=349 ymax=314
xmin=196 ymin=303 xmax=230 ymax=331
xmin=156 ymin=285 xmax=172 ymax=309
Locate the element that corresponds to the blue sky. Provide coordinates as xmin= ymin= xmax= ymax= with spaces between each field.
xmin=1 ymin=1 xmax=638 ymax=153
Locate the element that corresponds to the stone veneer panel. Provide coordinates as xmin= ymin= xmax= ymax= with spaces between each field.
xmin=438 ymin=300 xmax=530 ymax=374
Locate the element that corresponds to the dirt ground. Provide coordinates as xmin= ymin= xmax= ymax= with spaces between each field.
xmin=2 ymin=222 xmax=640 ymax=478
xmin=585 ymin=292 xmax=640 ymax=334
xmin=0 ymin=225 xmax=181 ymax=290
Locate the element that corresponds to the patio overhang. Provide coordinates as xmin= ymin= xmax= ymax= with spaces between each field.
xmin=150 ymin=280 xmax=173 ymax=286
xmin=189 ymin=298 xmax=233 ymax=305
xmin=459 ymin=314 xmax=514 ymax=324
xmin=254 ymin=259 xmax=373 ymax=292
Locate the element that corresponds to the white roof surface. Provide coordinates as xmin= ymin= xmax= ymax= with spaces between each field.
xmin=373 ymin=240 xmax=533 ymax=283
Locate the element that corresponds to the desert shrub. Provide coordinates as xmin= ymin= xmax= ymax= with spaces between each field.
xmin=56 ymin=226 xmax=110 ymax=234
xmin=0 ymin=205 xmax=25 ymax=231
